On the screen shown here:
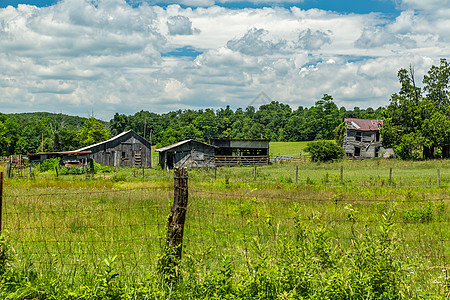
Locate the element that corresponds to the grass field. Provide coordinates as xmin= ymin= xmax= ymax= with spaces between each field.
xmin=0 ymin=156 xmax=449 ymax=299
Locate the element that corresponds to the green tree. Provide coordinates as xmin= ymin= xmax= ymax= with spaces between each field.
xmin=77 ymin=118 xmax=111 ymax=147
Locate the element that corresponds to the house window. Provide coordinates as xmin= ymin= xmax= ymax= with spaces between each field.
xmin=354 ymin=147 xmax=361 ymax=157
xmin=355 ymin=132 xmax=362 ymax=142
xmin=122 ymin=152 xmax=126 ymax=159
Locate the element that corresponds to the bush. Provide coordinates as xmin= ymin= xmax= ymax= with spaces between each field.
xmin=38 ymin=158 xmax=60 ymax=172
xmin=305 ymin=140 xmax=344 ymax=162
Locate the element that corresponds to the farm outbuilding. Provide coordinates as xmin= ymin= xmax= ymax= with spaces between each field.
xmin=155 ymin=138 xmax=270 ymax=169
xmin=342 ymin=118 xmax=394 ymax=159
xmin=209 ymin=138 xmax=270 ymax=166
xmin=75 ymin=130 xmax=152 ymax=167
xmin=156 ymin=140 xmax=216 ymax=170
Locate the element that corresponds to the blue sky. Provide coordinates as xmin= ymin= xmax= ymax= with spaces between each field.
xmin=1 ymin=0 xmax=400 ymax=14
xmin=0 ymin=0 xmax=449 ymax=120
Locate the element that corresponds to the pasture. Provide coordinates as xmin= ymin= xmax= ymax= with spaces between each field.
xmin=0 ymin=157 xmax=449 ymax=299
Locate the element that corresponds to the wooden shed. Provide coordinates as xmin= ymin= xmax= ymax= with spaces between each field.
xmin=208 ymin=138 xmax=269 ymax=166
xmin=343 ymin=118 xmax=394 ymax=159
xmin=155 ymin=140 xmax=216 ymax=170
xmin=75 ymin=130 xmax=152 ymax=167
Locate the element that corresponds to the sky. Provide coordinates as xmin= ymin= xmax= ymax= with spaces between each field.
xmin=1 ymin=0 xmax=450 ymax=120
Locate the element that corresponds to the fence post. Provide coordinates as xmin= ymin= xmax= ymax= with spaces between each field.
xmin=389 ymin=168 xmax=392 ymax=184
xmin=0 ymin=172 xmax=3 ymax=233
xmin=340 ymin=166 xmax=343 ymax=184
xmin=437 ymin=169 xmax=440 ymax=188
xmin=6 ymin=161 xmax=11 ymax=179
xmin=29 ymin=164 xmax=32 ymax=178
xmin=142 ymin=165 xmax=145 ymax=178
xmin=254 ymin=166 xmax=257 ymax=181
xmin=296 ymin=166 xmax=298 ymax=183
xmin=214 ymin=167 xmax=217 ymax=180
xmin=55 ymin=165 xmax=59 ymax=177
xmin=165 ymin=167 xmax=188 ymax=277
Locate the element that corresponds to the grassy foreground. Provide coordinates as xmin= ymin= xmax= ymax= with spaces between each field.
xmin=0 ymin=159 xmax=449 ymax=299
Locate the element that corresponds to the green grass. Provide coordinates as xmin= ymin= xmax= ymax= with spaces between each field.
xmin=269 ymin=141 xmax=312 ymax=157
xmin=0 ymin=160 xmax=449 ymax=299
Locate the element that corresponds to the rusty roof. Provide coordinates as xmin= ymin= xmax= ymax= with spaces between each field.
xmin=344 ymin=118 xmax=383 ymax=131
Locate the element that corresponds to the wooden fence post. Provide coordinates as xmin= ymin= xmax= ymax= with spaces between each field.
xmin=55 ymin=165 xmax=59 ymax=177
xmin=254 ymin=166 xmax=257 ymax=181
xmin=214 ymin=167 xmax=217 ymax=180
xmin=296 ymin=166 xmax=298 ymax=183
xmin=29 ymin=164 xmax=32 ymax=178
xmin=437 ymin=169 xmax=440 ymax=188
xmin=340 ymin=166 xmax=343 ymax=184
xmin=6 ymin=161 xmax=11 ymax=179
xmin=389 ymin=168 xmax=392 ymax=184
xmin=166 ymin=167 xmax=189 ymax=272
xmin=0 ymin=172 xmax=3 ymax=233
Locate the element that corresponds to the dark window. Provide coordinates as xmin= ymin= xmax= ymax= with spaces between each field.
xmin=355 ymin=132 xmax=362 ymax=142
xmin=122 ymin=152 xmax=126 ymax=159
xmin=375 ymin=147 xmax=380 ymax=157
xmin=376 ymin=132 xmax=380 ymax=142
xmin=354 ymin=147 xmax=361 ymax=157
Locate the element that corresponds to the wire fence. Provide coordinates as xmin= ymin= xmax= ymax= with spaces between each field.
xmin=0 ymin=170 xmax=448 ymax=287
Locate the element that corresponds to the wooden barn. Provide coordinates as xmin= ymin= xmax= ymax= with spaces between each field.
xmin=209 ymin=138 xmax=270 ymax=166
xmin=74 ymin=130 xmax=152 ymax=167
xmin=155 ymin=140 xmax=216 ymax=170
xmin=343 ymin=118 xmax=394 ymax=159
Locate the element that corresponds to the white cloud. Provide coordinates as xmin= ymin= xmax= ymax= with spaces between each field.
xmin=296 ymin=28 xmax=332 ymax=50
xmin=226 ymin=28 xmax=286 ymax=56
xmin=167 ymin=15 xmax=200 ymax=35
xmin=0 ymin=1 xmax=449 ymax=119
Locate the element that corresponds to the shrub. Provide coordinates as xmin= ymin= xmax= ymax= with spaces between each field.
xmin=305 ymin=140 xmax=344 ymax=162
xmin=38 ymin=158 xmax=60 ymax=172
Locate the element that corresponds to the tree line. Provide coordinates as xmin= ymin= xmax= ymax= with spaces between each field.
xmin=1 ymin=59 xmax=448 ymax=159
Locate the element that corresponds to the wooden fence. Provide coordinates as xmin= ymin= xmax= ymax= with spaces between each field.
xmin=215 ymin=155 xmax=269 ymax=166
xmin=269 ymin=154 xmax=301 ymax=163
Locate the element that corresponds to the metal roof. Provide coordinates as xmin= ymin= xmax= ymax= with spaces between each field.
xmin=73 ymin=130 xmax=151 ymax=152
xmin=155 ymin=139 xmax=217 ymax=152
xmin=344 ymin=118 xmax=383 ymax=131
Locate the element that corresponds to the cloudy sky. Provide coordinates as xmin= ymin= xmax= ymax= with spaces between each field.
xmin=1 ymin=0 xmax=449 ymax=120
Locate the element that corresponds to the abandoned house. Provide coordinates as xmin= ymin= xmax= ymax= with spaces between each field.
xmin=209 ymin=138 xmax=270 ymax=166
xmin=29 ymin=130 xmax=152 ymax=167
xmin=342 ymin=118 xmax=393 ymax=159
xmin=156 ymin=139 xmax=216 ymax=170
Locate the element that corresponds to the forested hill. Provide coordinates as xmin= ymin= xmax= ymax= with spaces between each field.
xmin=1 ymin=95 xmax=383 ymax=156
xmin=7 ymin=112 xmax=91 ymax=128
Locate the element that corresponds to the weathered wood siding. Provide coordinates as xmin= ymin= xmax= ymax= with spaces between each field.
xmin=86 ymin=132 xmax=151 ymax=167
xmin=158 ymin=141 xmax=216 ymax=170
xmin=343 ymin=129 xmax=382 ymax=159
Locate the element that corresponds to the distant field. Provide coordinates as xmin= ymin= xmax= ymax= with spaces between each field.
xmin=270 ymin=140 xmax=337 ymax=158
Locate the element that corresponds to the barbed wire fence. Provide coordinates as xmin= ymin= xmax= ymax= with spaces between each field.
xmin=0 ymin=169 xmax=448 ymax=289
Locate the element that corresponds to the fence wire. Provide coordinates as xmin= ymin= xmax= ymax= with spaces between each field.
xmin=1 ymin=177 xmax=449 ymax=289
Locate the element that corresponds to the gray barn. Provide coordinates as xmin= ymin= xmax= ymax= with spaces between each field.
xmin=156 ymin=140 xmax=216 ymax=170
xmin=75 ymin=130 xmax=152 ymax=167
xmin=343 ymin=118 xmax=393 ymax=159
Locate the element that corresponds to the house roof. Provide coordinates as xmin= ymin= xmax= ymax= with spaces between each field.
xmin=155 ymin=139 xmax=217 ymax=152
xmin=344 ymin=118 xmax=383 ymax=131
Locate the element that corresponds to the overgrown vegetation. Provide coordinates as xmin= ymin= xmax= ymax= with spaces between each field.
xmin=0 ymin=159 xmax=448 ymax=299
xmin=304 ymin=140 xmax=344 ymax=162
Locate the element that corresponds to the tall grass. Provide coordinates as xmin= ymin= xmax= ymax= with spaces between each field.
xmin=0 ymin=160 xmax=448 ymax=299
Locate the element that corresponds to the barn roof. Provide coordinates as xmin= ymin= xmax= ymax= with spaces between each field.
xmin=344 ymin=118 xmax=383 ymax=131
xmin=155 ymin=139 xmax=217 ymax=152
xmin=74 ymin=130 xmax=150 ymax=152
